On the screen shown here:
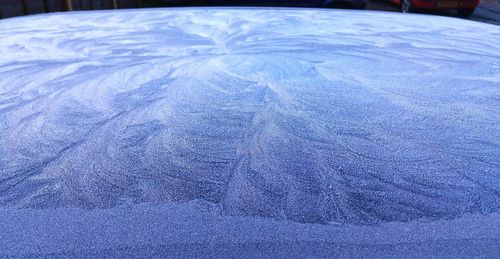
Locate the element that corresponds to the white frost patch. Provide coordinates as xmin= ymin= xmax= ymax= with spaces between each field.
xmin=0 ymin=8 xmax=499 ymax=228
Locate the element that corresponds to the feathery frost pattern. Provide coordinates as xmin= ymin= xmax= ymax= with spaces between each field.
xmin=0 ymin=9 xmax=499 ymax=224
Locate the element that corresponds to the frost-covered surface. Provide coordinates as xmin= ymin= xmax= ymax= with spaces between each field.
xmin=0 ymin=8 xmax=500 ymax=256
xmin=1 ymin=201 xmax=500 ymax=257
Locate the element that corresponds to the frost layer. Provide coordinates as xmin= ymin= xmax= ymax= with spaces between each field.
xmin=0 ymin=9 xmax=499 ymax=224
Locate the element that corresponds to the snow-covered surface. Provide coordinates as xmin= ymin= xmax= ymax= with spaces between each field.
xmin=0 ymin=8 xmax=499 ymax=257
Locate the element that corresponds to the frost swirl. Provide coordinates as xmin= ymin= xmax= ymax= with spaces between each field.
xmin=0 ymin=9 xmax=499 ymax=224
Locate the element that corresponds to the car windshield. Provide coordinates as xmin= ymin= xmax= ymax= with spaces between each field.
xmin=0 ymin=1 xmax=499 ymax=258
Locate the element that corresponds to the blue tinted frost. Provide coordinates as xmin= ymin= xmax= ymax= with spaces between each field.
xmin=0 ymin=9 xmax=499 ymax=225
